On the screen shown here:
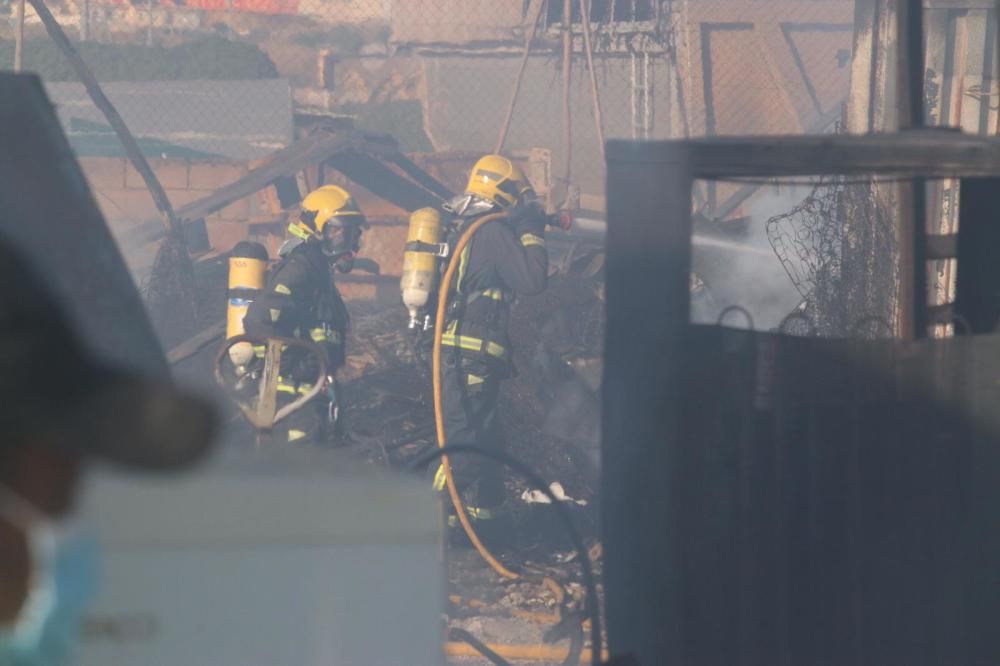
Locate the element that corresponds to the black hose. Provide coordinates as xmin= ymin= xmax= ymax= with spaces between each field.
xmin=411 ymin=444 xmax=603 ymax=666
xmin=550 ymin=611 xmax=585 ymax=666
xmin=448 ymin=627 xmax=512 ymax=666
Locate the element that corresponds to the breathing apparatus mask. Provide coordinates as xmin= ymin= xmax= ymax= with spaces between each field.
xmin=320 ymin=219 xmax=360 ymax=259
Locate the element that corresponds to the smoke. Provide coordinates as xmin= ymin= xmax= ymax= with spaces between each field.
xmin=692 ymin=182 xmax=812 ymax=331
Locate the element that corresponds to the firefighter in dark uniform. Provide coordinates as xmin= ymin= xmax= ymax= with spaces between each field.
xmin=243 ymin=185 xmax=367 ymax=445
xmin=433 ymin=154 xmax=548 ymax=531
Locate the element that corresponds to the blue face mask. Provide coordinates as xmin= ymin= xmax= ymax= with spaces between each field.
xmin=0 ymin=487 xmax=100 ymax=666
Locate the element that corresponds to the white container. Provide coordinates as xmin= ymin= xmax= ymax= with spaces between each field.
xmin=76 ymin=469 xmax=443 ymax=666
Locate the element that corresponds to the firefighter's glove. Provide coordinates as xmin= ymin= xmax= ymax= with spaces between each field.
xmin=335 ymin=253 xmax=355 ymax=274
xmin=509 ymin=201 xmax=547 ymax=238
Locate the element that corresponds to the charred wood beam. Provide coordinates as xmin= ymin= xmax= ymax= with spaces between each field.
xmin=120 ymin=130 xmax=453 ymax=251
xmin=119 ymin=130 xmax=358 ymax=249
xmin=327 ymin=150 xmax=444 ymax=212
xmin=383 ymin=151 xmax=455 ymax=201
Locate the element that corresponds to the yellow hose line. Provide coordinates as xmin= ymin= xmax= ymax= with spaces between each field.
xmin=443 ymin=641 xmax=609 ymax=663
xmin=433 ymin=212 xmax=520 ymax=580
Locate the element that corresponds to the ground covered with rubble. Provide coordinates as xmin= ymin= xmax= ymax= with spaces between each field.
xmin=162 ymin=240 xmax=607 ymax=664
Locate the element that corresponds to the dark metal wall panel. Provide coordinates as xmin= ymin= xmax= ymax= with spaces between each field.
xmin=625 ymin=326 xmax=999 ymax=665
xmin=602 ymin=142 xmax=693 ymax=663
xmin=603 ymin=135 xmax=1000 ymax=665
xmin=955 ymin=178 xmax=1000 ymax=332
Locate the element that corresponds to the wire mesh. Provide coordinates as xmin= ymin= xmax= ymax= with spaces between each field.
xmin=765 ymin=175 xmax=900 ymax=338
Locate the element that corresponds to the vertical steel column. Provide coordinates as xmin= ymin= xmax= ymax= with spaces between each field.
xmin=603 ymin=141 xmax=693 ymax=663
xmin=561 ymin=0 xmax=573 ymax=184
xmin=898 ymin=0 xmax=929 ymax=337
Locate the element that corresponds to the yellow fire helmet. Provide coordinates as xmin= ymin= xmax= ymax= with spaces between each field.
xmin=289 ymin=185 xmax=367 ymax=243
xmin=464 ymin=154 xmax=534 ymax=209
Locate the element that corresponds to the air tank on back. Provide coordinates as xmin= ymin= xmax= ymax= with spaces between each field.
xmin=226 ymin=241 xmax=269 ymax=367
xmin=401 ymin=207 xmax=443 ymax=330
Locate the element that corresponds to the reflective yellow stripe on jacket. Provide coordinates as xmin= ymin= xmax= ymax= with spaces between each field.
xmin=277 ymin=378 xmax=314 ymax=395
xmin=520 ymin=233 xmax=545 ymax=248
xmin=441 ymin=320 xmax=508 ymax=360
xmin=440 ymin=332 xmax=507 ymax=360
xmin=309 ymin=327 xmax=342 ymax=344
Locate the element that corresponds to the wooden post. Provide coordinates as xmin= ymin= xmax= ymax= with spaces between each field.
xmin=256 ymin=341 xmax=282 ymax=431
xmin=14 ymin=0 xmax=25 ymax=72
xmin=561 ymin=0 xmax=573 ymax=184
xmin=26 ymin=0 xmax=184 ymax=243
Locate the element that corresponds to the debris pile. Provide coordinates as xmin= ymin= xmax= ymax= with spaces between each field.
xmin=338 ymin=257 xmax=606 ymax=542
xmin=142 ymin=236 xmax=218 ymax=346
xmin=162 ymin=244 xmax=608 ymax=664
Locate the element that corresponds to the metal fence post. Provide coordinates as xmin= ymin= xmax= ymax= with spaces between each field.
xmin=603 ymin=139 xmax=693 ymax=662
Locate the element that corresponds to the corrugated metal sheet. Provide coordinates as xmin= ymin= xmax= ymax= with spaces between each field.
xmin=44 ymin=79 xmax=294 ymax=160
xmin=668 ymin=327 xmax=1000 ymax=664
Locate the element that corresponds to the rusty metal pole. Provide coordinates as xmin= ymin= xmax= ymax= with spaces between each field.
xmin=495 ymin=0 xmax=545 ymax=154
xmin=579 ymin=0 xmax=606 ymax=164
xmin=14 ymin=0 xmax=25 ymax=72
xmin=897 ymin=0 xmax=928 ymax=339
xmin=561 ymin=0 xmax=573 ymax=185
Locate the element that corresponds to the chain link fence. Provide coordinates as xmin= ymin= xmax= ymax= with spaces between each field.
xmin=1 ymin=0 xmax=856 ymax=194
xmin=2 ymin=0 xmax=902 ymax=339
xmin=766 ymin=175 xmax=900 ymax=338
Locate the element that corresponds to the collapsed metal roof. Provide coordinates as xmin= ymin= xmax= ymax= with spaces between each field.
xmin=45 ymin=79 xmax=294 ymax=160
xmin=119 ymin=125 xmax=456 ymax=251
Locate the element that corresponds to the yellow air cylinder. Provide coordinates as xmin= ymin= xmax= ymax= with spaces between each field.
xmin=227 ymin=241 xmax=269 ymax=366
xmin=401 ymin=207 xmax=443 ymax=329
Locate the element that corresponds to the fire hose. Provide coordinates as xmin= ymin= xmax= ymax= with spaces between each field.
xmin=428 ymin=212 xmax=602 ymax=664
xmin=431 ymin=212 xmax=518 ymax=578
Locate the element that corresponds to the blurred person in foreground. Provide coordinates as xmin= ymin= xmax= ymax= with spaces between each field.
xmin=0 ymin=240 xmax=216 ymax=666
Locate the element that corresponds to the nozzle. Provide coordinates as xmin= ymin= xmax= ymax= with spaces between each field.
xmin=545 ymin=211 xmax=574 ymax=231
